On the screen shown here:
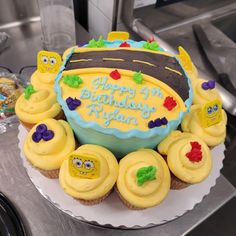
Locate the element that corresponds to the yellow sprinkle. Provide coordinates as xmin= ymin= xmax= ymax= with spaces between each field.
xmin=165 ymin=66 xmax=182 ymax=76
xmin=103 ymin=58 xmax=124 ymax=61
xmin=70 ymin=59 xmax=92 ymax=62
xmin=133 ymin=60 xmax=156 ymax=67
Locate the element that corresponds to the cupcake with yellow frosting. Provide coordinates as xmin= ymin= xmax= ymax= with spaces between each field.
xmin=158 ymin=131 xmax=212 ymax=189
xmin=192 ymin=78 xmax=222 ymax=106
xmin=59 ymin=144 xmax=119 ymax=205
xmin=116 ymin=149 xmax=170 ymax=209
xmin=181 ymin=104 xmax=227 ymax=147
xmin=15 ymin=85 xmax=64 ymax=129
xmin=24 ymin=118 xmax=76 ymax=178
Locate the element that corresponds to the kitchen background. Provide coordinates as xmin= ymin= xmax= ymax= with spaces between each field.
xmin=1 ymin=0 xmax=236 ymax=235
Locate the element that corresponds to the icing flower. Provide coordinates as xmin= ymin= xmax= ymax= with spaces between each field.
xmin=110 ymin=69 xmax=121 ymax=80
xmin=87 ymin=36 xmax=106 ymax=48
xmin=64 ymin=74 xmax=83 ymax=88
xmin=24 ymin=85 xmax=36 ymax=100
xmin=32 ymin=124 xmax=54 ymax=142
xmin=143 ymin=41 xmax=160 ymax=51
xmin=148 ymin=117 xmax=168 ymax=128
xmin=186 ymin=141 xmax=202 ymax=162
xmin=148 ymin=37 xmax=155 ymax=43
xmin=201 ymin=80 xmax=216 ymax=90
xmin=66 ymin=97 xmax=81 ymax=111
xmin=119 ymin=41 xmax=130 ymax=47
xmin=133 ymin=71 xmax=143 ymax=84
xmin=163 ymin=96 xmax=177 ymax=111
xmin=136 ymin=165 xmax=157 ymax=186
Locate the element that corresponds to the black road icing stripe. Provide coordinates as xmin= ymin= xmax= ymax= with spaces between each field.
xmin=64 ymin=49 xmax=189 ymax=101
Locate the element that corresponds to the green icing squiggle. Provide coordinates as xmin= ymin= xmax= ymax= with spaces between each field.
xmin=143 ymin=41 xmax=160 ymax=51
xmin=63 ymin=74 xmax=83 ymax=88
xmin=136 ymin=165 xmax=157 ymax=186
xmin=133 ymin=71 xmax=143 ymax=84
xmin=87 ymin=36 xmax=106 ymax=48
xmin=24 ymin=85 xmax=36 ymax=100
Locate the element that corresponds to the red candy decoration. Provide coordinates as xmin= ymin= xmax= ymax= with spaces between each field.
xmin=148 ymin=37 xmax=155 ymax=43
xmin=186 ymin=141 xmax=202 ymax=162
xmin=119 ymin=42 xmax=130 ymax=47
xmin=163 ymin=96 xmax=177 ymax=111
xmin=110 ymin=69 xmax=121 ymax=80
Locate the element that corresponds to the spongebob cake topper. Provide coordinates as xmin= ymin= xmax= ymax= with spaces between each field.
xmin=68 ymin=154 xmax=100 ymax=179
xmin=200 ymin=99 xmax=222 ymax=127
xmin=37 ymin=50 xmax=62 ymax=73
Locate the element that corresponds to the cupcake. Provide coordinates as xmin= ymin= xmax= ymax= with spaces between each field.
xmin=181 ymin=104 xmax=227 ymax=147
xmin=192 ymin=78 xmax=222 ymax=106
xmin=59 ymin=144 xmax=119 ymax=205
xmin=23 ymin=118 xmax=75 ymax=178
xmin=158 ymin=131 xmax=212 ymax=189
xmin=116 ymin=149 xmax=170 ymax=209
xmin=15 ymin=85 xmax=64 ymax=129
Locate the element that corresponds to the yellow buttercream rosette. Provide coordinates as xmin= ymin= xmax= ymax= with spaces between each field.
xmin=181 ymin=105 xmax=227 ymax=147
xmin=31 ymin=70 xmax=56 ymax=91
xmin=158 ymin=131 xmax=212 ymax=185
xmin=59 ymin=144 xmax=119 ymax=203
xmin=117 ymin=149 xmax=170 ymax=209
xmin=192 ymin=78 xmax=222 ymax=106
xmin=15 ymin=88 xmax=62 ymax=126
xmin=24 ymin=119 xmax=75 ymax=171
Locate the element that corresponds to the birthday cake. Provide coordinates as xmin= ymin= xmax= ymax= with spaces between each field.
xmin=54 ymin=37 xmax=193 ymax=157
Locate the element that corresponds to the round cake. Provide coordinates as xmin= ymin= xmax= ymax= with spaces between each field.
xmin=55 ymin=39 xmax=193 ymax=158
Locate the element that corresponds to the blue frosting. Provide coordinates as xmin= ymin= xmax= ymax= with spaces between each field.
xmin=55 ymin=39 xmax=193 ymax=157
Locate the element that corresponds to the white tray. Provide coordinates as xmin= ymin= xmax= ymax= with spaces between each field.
xmin=18 ymin=124 xmax=225 ymax=228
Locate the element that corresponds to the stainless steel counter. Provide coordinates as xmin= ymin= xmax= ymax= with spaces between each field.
xmin=0 ymin=20 xmax=236 ymax=236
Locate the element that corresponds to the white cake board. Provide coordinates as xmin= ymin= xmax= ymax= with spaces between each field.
xmin=18 ymin=124 xmax=225 ymax=228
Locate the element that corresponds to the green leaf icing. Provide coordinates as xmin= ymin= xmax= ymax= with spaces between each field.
xmin=24 ymin=85 xmax=36 ymax=100
xmin=133 ymin=71 xmax=143 ymax=84
xmin=143 ymin=41 xmax=160 ymax=51
xmin=63 ymin=74 xmax=83 ymax=88
xmin=136 ymin=165 xmax=157 ymax=186
xmin=87 ymin=36 xmax=106 ymax=48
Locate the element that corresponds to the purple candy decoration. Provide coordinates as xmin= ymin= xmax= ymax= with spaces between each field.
xmin=72 ymin=98 xmax=81 ymax=106
xmin=201 ymin=82 xmax=209 ymax=90
xmin=42 ymin=130 xmax=54 ymax=141
xmin=208 ymin=80 xmax=215 ymax=89
xmin=36 ymin=124 xmax=47 ymax=134
xmin=154 ymin=118 xmax=162 ymax=127
xmin=148 ymin=120 xmax=155 ymax=129
xmin=66 ymin=97 xmax=81 ymax=111
xmin=32 ymin=132 xmax=42 ymax=143
xmin=66 ymin=97 xmax=73 ymax=105
xmin=161 ymin=117 xmax=168 ymax=125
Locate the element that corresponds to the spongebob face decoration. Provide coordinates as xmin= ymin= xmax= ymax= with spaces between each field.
xmin=68 ymin=154 xmax=100 ymax=179
xmin=200 ymin=99 xmax=222 ymax=127
xmin=37 ymin=50 xmax=62 ymax=73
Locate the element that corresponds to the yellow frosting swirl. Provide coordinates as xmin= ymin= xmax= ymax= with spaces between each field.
xmin=15 ymin=89 xmax=61 ymax=124
xmin=59 ymin=144 xmax=119 ymax=200
xmin=181 ymin=105 xmax=227 ymax=146
xmin=31 ymin=70 xmax=56 ymax=91
xmin=24 ymin=119 xmax=75 ymax=170
xmin=192 ymin=78 xmax=222 ymax=106
xmin=117 ymin=149 xmax=170 ymax=208
xmin=166 ymin=136 xmax=212 ymax=183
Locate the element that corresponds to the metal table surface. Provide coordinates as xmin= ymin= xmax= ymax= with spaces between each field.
xmin=0 ymin=20 xmax=236 ymax=236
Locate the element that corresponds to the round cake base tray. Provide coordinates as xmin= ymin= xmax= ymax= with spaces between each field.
xmin=18 ymin=125 xmax=225 ymax=229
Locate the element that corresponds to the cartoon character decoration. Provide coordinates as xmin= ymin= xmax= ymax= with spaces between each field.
xmin=37 ymin=50 xmax=62 ymax=74
xmin=68 ymin=154 xmax=100 ymax=179
xmin=200 ymin=99 xmax=222 ymax=127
